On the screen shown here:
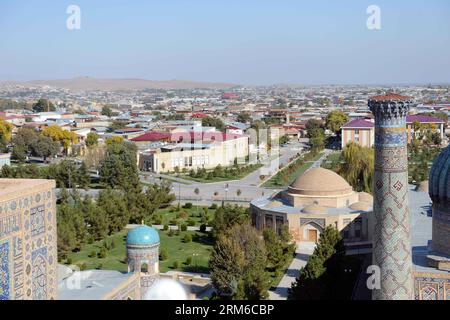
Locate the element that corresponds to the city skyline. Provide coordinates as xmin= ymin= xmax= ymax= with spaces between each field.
xmin=1 ymin=0 xmax=449 ymax=85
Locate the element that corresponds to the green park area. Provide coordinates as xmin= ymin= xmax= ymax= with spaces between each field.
xmin=148 ymin=205 xmax=216 ymax=227
xmin=263 ymin=151 xmax=323 ymax=188
xmin=174 ymin=163 xmax=262 ymax=183
xmin=65 ymin=228 xmax=214 ymax=274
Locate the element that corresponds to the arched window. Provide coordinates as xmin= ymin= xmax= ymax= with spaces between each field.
xmin=141 ymin=263 xmax=148 ymax=273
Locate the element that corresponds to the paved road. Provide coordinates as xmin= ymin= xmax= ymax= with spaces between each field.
xmin=142 ymin=141 xmax=309 ymax=203
xmin=269 ymin=242 xmax=315 ymax=300
xmin=57 ymin=145 xmax=334 ymax=206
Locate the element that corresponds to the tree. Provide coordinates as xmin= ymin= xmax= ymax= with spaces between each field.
xmin=326 ymin=110 xmax=348 ymax=134
xmin=202 ymin=116 xmax=225 ymax=132
xmin=210 ymin=205 xmax=249 ymax=238
xmin=85 ymin=132 xmax=99 ymax=147
xmin=289 ymin=225 xmax=345 ymax=300
xmin=236 ymin=112 xmax=252 ymax=124
xmin=31 ymin=135 xmax=60 ymax=161
xmin=338 ymin=142 xmax=374 ymax=193
xmin=210 ymin=223 xmax=269 ymax=300
xmin=0 ymin=119 xmax=13 ymax=143
xmin=305 ymin=119 xmax=323 ymax=138
xmin=97 ymin=188 xmax=130 ymax=234
xmin=42 ymin=125 xmax=78 ymax=153
xmin=101 ymin=105 xmax=114 ymax=117
xmin=32 ymin=98 xmax=56 ymax=113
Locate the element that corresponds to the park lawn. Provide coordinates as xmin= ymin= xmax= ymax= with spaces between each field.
xmin=159 ymin=230 xmax=214 ymax=273
xmin=65 ymin=229 xmax=214 ymax=274
xmin=151 ymin=206 xmax=216 ymax=226
xmin=263 ymin=152 xmax=324 ymax=188
xmin=175 ymin=164 xmax=263 ymax=184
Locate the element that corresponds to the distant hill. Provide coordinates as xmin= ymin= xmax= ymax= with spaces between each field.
xmin=0 ymin=77 xmax=236 ymax=91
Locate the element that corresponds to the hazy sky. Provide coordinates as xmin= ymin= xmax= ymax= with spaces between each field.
xmin=0 ymin=0 xmax=449 ymax=85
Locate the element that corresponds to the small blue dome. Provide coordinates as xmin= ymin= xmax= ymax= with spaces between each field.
xmin=126 ymin=225 xmax=160 ymax=246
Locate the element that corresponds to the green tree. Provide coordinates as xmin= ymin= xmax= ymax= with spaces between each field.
xmin=202 ymin=116 xmax=225 ymax=132
xmin=326 ymin=110 xmax=348 ymax=134
xmin=338 ymin=142 xmax=374 ymax=193
xmin=210 ymin=223 xmax=269 ymax=300
xmin=236 ymin=112 xmax=252 ymax=124
xmin=210 ymin=205 xmax=249 ymax=238
xmin=288 ymin=225 xmax=345 ymax=300
xmin=85 ymin=132 xmax=99 ymax=147
xmin=101 ymin=105 xmax=114 ymax=117
xmin=32 ymin=98 xmax=56 ymax=112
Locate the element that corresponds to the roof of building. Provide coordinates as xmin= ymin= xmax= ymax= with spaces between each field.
xmin=358 ymin=192 xmax=373 ymax=203
xmin=342 ymin=115 xmax=444 ymax=129
xmin=58 ymin=269 xmax=137 ymax=300
xmin=406 ymin=114 xmax=445 ymax=124
xmin=301 ymin=204 xmax=328 ymax=214
xmin=342 ymin=119 xmax=374 ymax=128
xmin=130 ymin=131 xmax=171 ymax=142
xmin=126 ymin=225 xmax=160 ymax=246
xmin=369 ymin=93 xmax=412 ymax=102
xmin=289 ymin=168 xmax=353 ymax=196
xmin=349 ymin=201 xmax=372 ymax=211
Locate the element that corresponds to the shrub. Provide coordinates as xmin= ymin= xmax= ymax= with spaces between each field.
xmin=209 ymin=203 xmax=218 ymax=210
xmin=163 ymin=224 xmax=169 ymax=231
xmin=160 ymin=249 xmax=169 ymax=261
xmin=153 ymin=214 xmax=163 ymax=225
xmin=183 ymin=233 xmax=192 ymax=243
xmin=180 ymin=224 xmax=188 ymax=232
xmin=183 ymin=202 xmax=193 ymax=209
xmin=172 ymin=261 xmax=179 ymax=269
xmin=200 ymin=224 xmax=207 ymax=233
xmin=185 ymin=257 xmax=192 ymax=265
xmin=66 ymin=257 xmax=72 ymax=265
xmin=187 ymin=219 xmax=196 ymax=226
xmin=168 ymin=229 xmax=175 ymax=237
xmin=89 ymin=250 xmax=96 ymax=258
xmin=98 ymin=247 xmax=108 ymax=258
xmin=179 ymin=211 xmax=188 ymax=219
xmin=169 ymin=218 xmax=178 ymax=225
xmin=80 ymin=263 xmax=87 ymax=271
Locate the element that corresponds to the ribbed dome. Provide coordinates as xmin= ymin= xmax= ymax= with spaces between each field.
xmin=288 ymin=168 xmax=353 ymax=196
xmin=349 ymin=201 xmax=371 ymax=211
xmin=301 ymin=204 xmax=328 ymax=214
xmin=127 ymin=225 xmax=160 ymax=246
xmin=358 ymin=192 xmax=373 ymax=203
xmin=429 ymin=146 xmax=450 ymax=200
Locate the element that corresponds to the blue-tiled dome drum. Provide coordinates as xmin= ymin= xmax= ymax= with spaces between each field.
xmin=428 ymin=145 xmax=450 ymax=256
xmin=126 ymin=225 xmax=160 ymax=274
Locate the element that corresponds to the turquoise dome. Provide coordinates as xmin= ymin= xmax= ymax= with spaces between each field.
xmin=126 ymin=225 xmax=160 ymax=246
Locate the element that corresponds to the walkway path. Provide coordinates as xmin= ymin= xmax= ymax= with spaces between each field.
xmin=269 ymin=242 xmax=315 ymax=300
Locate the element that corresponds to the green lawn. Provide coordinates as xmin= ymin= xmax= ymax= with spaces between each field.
xmin=173 ymin=164 xmax=263 ymax=183
xmin=65 ymin=229 xmax=214 ymax=274
xmin=149 ymin=205 xmax=216 ymax=227
xmin=268 ymin=253 xmax=295 ymax=289
xmin=263 ymin=152 xmax=324 ymax=188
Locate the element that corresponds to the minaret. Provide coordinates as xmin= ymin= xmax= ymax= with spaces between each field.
xmin=368 ymin=93 xmax=414 ymax=300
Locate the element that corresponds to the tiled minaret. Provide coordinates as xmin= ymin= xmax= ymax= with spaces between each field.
xmin=368 ymin=93 xmax=414 ymax=300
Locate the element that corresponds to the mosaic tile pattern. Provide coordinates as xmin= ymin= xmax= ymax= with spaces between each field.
xmin=369 ymin=98 xmax=414 ymax=300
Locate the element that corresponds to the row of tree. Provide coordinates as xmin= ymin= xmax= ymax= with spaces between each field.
xmin=289 ymin=225 xmax=361 ymax=299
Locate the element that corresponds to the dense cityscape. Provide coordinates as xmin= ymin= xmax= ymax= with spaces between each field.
xmin=0 ymin=1 xmax=449 ymax=309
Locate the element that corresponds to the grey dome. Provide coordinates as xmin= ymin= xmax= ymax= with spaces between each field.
xmin=429 ymin=146 xmax=450 ymax=201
